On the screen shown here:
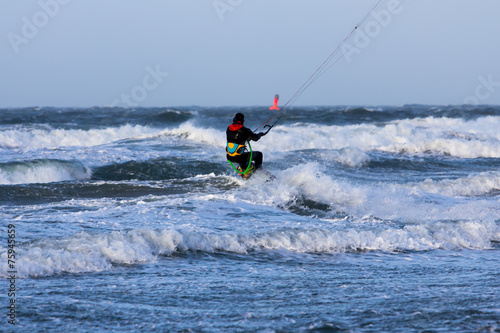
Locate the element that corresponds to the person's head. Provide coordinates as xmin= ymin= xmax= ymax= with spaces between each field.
xmin=233 ymin=113 xmax=244 ymax=124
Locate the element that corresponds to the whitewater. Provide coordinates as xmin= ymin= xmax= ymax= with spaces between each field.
xmin=0 ymin=106 xmax=499 ymax=332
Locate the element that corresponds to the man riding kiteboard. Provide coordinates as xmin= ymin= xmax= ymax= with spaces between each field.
xmin=226 ymin=113 xmax=266 ymax=179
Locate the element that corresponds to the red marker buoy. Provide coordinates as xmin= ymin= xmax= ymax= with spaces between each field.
xmin=269 ymin=94 xmax=280 ymax=110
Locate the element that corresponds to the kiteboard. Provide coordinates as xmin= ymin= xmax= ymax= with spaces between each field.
xmin=235 ymin=162 xmax=275 ymax=182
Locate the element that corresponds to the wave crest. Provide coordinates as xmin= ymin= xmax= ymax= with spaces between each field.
xmin=0 ymin=124 xmax=164 ymax=149
xmin=0 ymin=159 xmax=91 ymax=185
xmin=3 ymin=222 xmax=498 ymax=278
xmin=415 ymin=172 xmax=500 ymax=197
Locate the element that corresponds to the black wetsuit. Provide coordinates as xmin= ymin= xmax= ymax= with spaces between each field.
xmin=226 ymin=123 xmax=263 ymax=169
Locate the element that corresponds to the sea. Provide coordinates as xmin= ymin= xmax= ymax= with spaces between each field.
xmin=0 ymin=105 xmax=499 ymax=332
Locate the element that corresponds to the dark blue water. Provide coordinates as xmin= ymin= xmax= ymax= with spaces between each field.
xmin=1 ymin=105 xmax=499 ymax=332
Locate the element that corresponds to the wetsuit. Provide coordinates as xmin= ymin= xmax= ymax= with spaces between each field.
xmin=226 ymin=122 xmax=263 ymax=170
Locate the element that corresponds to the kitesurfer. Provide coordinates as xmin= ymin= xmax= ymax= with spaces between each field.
xmin=226 ymin=113 xmax=265 ymax=173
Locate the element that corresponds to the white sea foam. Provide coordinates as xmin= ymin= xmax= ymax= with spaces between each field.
xmin=0 ymin=124 xmax=165 ymax=149
xmin=413 ymin=171 xmax=500 ymax=197
xmin=168 ymin=122 xmax=226 ymax=147
xmin=149 ymin=115 xmax=500 ymax=159
xmin=317 ymin=147 xmax=370 ymax=167
xmin=2 ymin=221 xmax=498 ymax=278
xmin=3 ymin=116 xmax=499 ymax=158
xmin=232 ymin=163 xmax=500 ymax=224
xmin=239 ymin=116 xmax=500 ymax=158
xmin=265 ymin=162 xmax=366 ymax=209
xmin=0 ymin=159 xmax=91 ymax=185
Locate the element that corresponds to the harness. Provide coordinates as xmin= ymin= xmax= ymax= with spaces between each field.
xmin=226 ymin=141 xmax=253 ymax=175
xmin=226 ymin=142 xmax=246 ymax=157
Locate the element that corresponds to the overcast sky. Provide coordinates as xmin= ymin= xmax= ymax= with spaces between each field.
xmin=1 ymin=0 xmax=500 ymax=107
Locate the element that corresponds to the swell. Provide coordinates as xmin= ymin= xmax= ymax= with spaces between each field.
xmin=248 ymin=105 xmax=500 ymax=126
xmin=0 ymin=158 xmax=232 ymax=205
xmin=2 ymin=105 xmax=499 ymax=129
xmin=92 ymin=157 xmax=226 ymax=181
xmin=0 ymin=107 xmax=194 ymax=128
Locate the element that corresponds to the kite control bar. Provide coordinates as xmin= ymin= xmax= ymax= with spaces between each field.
xmin=262 ymin=124 xmax=274 ymax=136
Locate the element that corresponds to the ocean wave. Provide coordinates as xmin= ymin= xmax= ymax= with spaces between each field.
xmin=151 ymin=115 xmax=500 ymax=159
xmin=0 ymin=107 xmax=194 ymax=128
xmin=166 ymin=122 xmax=226 ymax=146
xmin=235 ymin=163 xmax=500 ymax=223
xmin=414 ymin=172 xmax=500 ymax=197
xmin=2 ymin=222 xmax=498 ymax=278
xmin=258 ymin=105 xmax=500 ymax=126
xmin=254 ymin=116 xmax=500 ymax=158
xmin=0 ymin=124 xmax=165 ymax=149
xmin=0 ymin=159 xmax=91 ymax=185
xmin=2 ymin=115 xmax=500 ymax=159
xmin=92 ymin=157 xmax=227 ymax=181
xmin=316 ymin=147 xmax=370 ymax=167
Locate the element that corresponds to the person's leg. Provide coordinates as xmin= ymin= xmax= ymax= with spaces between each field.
xmin=253 ymin=151 xmax=263 ymax=169
xmin=229 ymin=152 xmax=262 ymax=170
xmin=233 ymin=153 xmax=250 ymax=170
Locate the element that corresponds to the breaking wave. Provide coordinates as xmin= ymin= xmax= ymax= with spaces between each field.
xmin=255 ymin=116 xmax=500 ymax=158
xmin=0 ymin=159 xmax=91 ymax=185
xmin=2 ymin=222 xmax=499 ymax=278
xmin=414 ymin=171 xmax=500 ymax=197
xmin=0 ymin=124 xmax=165 ymax=149
xmin=2 ymin=115 xmax=500 ymax=160
xmin=233 ymin=162 xmax=500 ymax=223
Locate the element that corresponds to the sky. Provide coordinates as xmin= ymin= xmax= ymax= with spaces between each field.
xmin=1 ymin=0 xmax=500 ymax=108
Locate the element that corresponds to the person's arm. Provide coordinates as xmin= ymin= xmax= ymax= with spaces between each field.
xmin=246 ymin=128 xmax=265 ymax=142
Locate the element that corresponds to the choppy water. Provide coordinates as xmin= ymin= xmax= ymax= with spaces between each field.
xmin=1 ymin=105 xmax=499 ymax=332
